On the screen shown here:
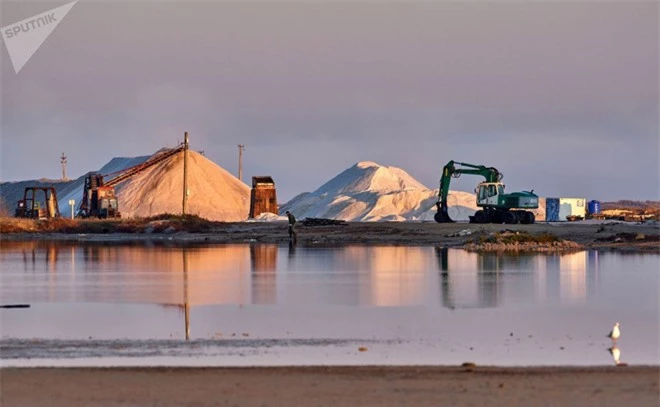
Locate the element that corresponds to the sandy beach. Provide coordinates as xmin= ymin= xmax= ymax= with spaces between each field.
xmin=1 ymin=366 xmax=658 ymax=407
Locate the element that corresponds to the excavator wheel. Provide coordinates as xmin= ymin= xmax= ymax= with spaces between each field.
xmin=503 ymin=211 xmax=519 ymax=224
xmin=517 ymin=211 xmax=536 ymax=224
xmin=473 ymin=210 xmax=487 ymax=224
xmin=526 ymin=211 xmax=536 ymax=224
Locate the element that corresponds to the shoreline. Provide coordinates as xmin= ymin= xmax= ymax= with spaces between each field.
xmin=1 ymin=221 xmax=658 ymax=253
xmin=2 ymin=365 xmax=658 ymax=407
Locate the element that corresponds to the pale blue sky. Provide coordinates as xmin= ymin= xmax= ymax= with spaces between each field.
xmin=1 ymin=0 xmax=658 ymax=201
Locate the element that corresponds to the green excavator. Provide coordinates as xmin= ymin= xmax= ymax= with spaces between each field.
xmin=434 ymin=161 xmax=539 ymax=224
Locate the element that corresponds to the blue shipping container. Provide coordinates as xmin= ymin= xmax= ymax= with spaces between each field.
xmin=546 ymin=198 xmax=560 ymax=222
xmin=588 ymin=200 xmax=601 ymax=215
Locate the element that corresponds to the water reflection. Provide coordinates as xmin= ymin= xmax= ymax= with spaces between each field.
xmin=1 ymin=242 xmax=657 ymax=366
xmin=435 ymin=248 xmax=601 ymax=309
xmin=14 ymin=241 xmax=61 ymax=272
xmin=437 ymin=247 xmax=501 ymax=309
xmin=182 ymin=249 xmax=190 ymax=340
xmin=1 ymin=242 xmax=606 ymax=311
xmin=341 ymin=246 xmax=430 ymax=306
xmin=536 ymin=251 xmax=600 ymax=305
xmin=608 ymin=346 xmax=621 ymax=365
xmin=250 ymin=244 xmax=278 ymax=305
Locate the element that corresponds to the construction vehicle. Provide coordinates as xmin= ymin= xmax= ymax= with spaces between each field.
xmin=15 ymin=187 xmax=61 ymax=219
xmin=434 ymin=161 xmax=538 ymax=224
xmin=77 ymin=145 xmax=186 ymax=219
xmin=77 ymin=173 xmax=121 ymax=218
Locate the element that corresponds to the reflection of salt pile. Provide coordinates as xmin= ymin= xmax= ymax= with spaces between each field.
xmin=343 ymin=246 xmax=430 ymax=305
xmin=280 ymin=161 xmax=478 ymax=221
xmin=117 ymin=151 xmax=250 ymax=221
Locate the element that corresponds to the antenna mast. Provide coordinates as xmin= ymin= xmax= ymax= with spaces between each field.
xmin=60 ymin=153 xmax=68 ymax=181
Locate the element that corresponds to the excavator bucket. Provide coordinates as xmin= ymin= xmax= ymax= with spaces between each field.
xmin=434 ymin=202 xmax=454 ymax=223
xmin=434 ymin=210 xmax=453 ymax=223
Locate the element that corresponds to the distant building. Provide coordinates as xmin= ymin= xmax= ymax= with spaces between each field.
xmin=249 ymin=176 xmax=278 ymax=218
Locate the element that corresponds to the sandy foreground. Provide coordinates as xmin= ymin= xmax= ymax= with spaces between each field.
xmin=1 ymin=366 xmax=658 ymax=407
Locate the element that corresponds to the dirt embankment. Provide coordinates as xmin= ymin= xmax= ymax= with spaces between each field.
xmin=0 ymin=216 xmax=658 ymax=252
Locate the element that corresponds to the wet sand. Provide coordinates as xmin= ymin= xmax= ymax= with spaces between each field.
xmin=2 ymin=221 xmax=659 ymax=252
xmin=1 ymin=366 xmax=658 ymax=407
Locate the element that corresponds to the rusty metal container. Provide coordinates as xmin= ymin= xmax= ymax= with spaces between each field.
xmin=249 ymin=176 xmax=278 ymax=218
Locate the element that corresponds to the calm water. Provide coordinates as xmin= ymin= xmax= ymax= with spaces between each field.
xmin=0 ymin=241 xmax=658 ymax=367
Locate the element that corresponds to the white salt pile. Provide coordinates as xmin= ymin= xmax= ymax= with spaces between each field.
xmin=248 ymin=212 xmax=287 ymax=222
xmin=117 ymin=151 xmax=249 ymax=221
xmin=280 ymin=161 xmax=479 ymax=222
xmin=53 ymin=150 xmax=249 ymax=221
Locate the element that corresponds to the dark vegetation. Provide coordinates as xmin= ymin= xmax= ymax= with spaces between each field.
xmin=0 ymin=214 xmax=217 ymax=234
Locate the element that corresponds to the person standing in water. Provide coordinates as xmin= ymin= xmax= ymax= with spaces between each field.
xmin=285 ymin=210 xmax=297 ymax=241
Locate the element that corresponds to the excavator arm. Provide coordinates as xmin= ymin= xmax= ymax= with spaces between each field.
xmin=435 ymin=161 xmax=503 ymax=223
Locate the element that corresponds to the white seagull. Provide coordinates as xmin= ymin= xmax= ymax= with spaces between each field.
xmin=607 ymin=322 xmax=621 ymax=342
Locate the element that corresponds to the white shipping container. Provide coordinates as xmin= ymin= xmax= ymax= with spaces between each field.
xmin=558 ymin=198 xmax=586 ymax=220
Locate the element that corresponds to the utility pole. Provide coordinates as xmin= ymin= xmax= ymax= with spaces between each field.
xmin=60 ymin=153 xmax=68 ymax=181
xmin=182 ymin=132 xmax=189 ymax=216
xmin=238 ymin=144 xmax=245 ymax=182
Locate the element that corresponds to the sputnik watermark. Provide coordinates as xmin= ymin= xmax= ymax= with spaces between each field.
xmin=1 ymin=1 xmax=78 ymax=74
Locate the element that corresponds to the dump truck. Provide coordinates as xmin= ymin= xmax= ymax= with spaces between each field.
xmin=15 ymin=187 xmax=61 ymax=219
xmin=434 ymin=161 xmax=538 ymax=224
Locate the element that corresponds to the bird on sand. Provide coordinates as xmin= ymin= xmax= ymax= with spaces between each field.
xmin=607 ymin=322 xmax=621 ymax=342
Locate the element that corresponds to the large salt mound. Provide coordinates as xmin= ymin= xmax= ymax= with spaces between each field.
xmin=280 ymin=161 xmax=479 ymax=222
xmin=0 ymin=150 xmax=249 ymax=221
xmin=117 ymin=151 xmax=249 ymax=221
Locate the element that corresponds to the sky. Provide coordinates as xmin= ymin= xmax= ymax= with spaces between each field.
xmin=1 ymin=0 xmax=658 ymax=202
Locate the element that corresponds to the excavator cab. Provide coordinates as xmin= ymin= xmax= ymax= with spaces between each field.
xmin=475 ymin=182 xmax=505 ymax=206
